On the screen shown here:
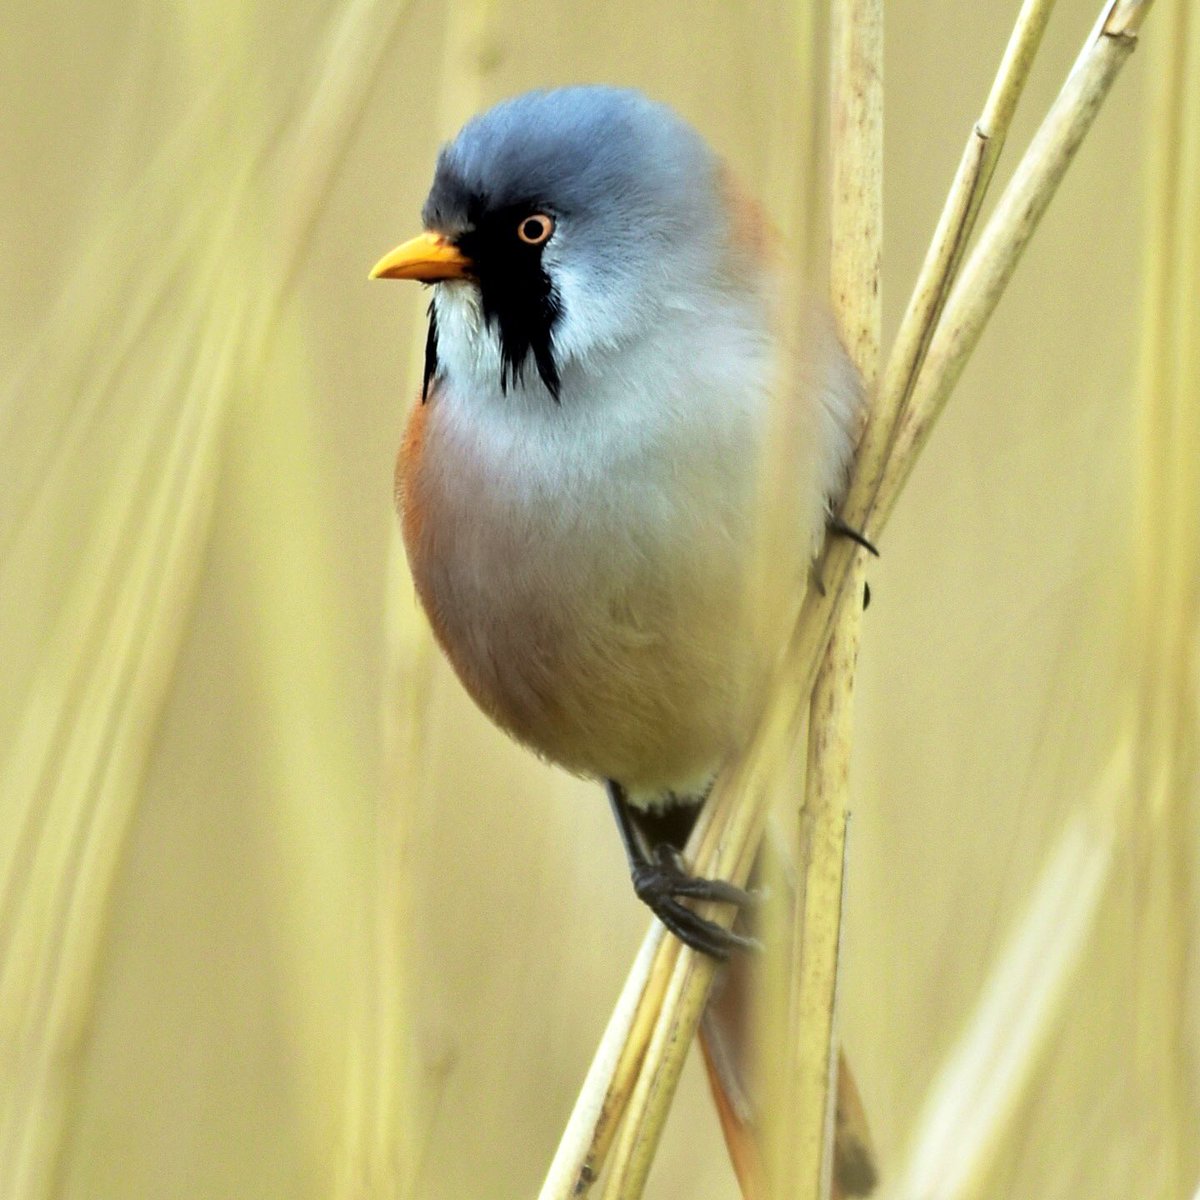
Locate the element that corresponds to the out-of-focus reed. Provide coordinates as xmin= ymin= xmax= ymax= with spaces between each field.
xmin=0 ymin=3 xmax=420 ymax=1196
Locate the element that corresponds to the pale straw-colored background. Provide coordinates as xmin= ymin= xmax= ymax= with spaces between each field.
xmin=2 ymin=1 xmax=1196 ymax=1197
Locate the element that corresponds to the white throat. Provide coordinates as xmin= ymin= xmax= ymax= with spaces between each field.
xmin=430 ymin=276 xmax=772 ymax=425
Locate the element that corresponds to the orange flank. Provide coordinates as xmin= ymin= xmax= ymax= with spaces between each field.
xmin=717 ymin=163 xmax=781 ymax=275
xmin=395 ymin=388 xmax=429 ymax=544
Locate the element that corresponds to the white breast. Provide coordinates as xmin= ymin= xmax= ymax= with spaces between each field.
xmin=402 ymin=281 xmax=858 ymax=806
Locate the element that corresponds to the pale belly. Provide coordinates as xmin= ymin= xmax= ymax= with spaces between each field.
xmin=399 ymin=396 xmax=783 ymax=803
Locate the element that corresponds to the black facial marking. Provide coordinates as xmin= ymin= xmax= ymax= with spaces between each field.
xmin=421 ymin=298 xmax=439 ymax=403
xmin=454 ymin=202 xmax=563 ymax=402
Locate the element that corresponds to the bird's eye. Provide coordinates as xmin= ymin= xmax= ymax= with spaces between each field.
xmin=517 ymin=213 xmax=555 ymax=245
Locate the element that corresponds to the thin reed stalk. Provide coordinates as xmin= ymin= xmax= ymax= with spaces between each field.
xmin=879 ymin=0 xmax=1057 ymax=440
xmin=540 ymin=4 xmax=1155 ymax=1197
xmin=776 ymin=2 xmax=881 ymax=1197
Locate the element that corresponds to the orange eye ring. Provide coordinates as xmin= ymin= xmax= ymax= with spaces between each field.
xmin=517 ymin=213 xmax=555 ymax=245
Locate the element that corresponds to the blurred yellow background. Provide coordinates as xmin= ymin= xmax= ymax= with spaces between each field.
xmin=2 ymin=1 xmax=1196 ymax=1198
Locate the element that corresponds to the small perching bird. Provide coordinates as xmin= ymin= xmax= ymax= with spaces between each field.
xmin=371 ymin=84 xmax=875 ymax=1198
xmin=372 ymin=85 xmax=861 ymax=955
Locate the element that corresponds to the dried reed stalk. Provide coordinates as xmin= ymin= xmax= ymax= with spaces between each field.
xmin=776 ymin=1 xmax=1064 ymax=1185
xmin=870 ymin=0 xmax=1152 ymax=535
xmin=539 ymin=3 xmax=1154 ymax=1197
xmin=879 ymin=0 xmax=1057 ymax=435
xmin=777 ymin=1 xmax=880 ymax=1197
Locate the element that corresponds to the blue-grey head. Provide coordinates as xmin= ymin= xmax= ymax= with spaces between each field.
xmin=370 ymin=86 xmax=728 ymax=403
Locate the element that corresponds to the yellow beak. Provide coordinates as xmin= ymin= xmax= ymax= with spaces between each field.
xmin=369 ymin=232 xmax=473 ymax=282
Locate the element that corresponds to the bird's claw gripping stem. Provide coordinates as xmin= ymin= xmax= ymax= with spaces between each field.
xmin=630 ymin=847 xmax=760 ymax=961
xmin=607 ymin=779 xmax=760 ymax=961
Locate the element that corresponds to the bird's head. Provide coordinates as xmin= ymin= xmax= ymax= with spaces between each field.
xmin=370 ymin=86 xmax=731 ymax=404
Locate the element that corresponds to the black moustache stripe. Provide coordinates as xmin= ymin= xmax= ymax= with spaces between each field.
xmin=421 ymin=298 xmax=439 ymax=403
xmin=420 ymin=197 xmax=565 ymax=404
xmin=420 ymin=283 xmax=562 ymax=405
xmin=480 ymin=268 xmax=562 ymax=402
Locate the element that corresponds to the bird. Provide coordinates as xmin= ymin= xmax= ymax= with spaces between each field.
xmin=371 ymin=85 xmax=875 ymax=1196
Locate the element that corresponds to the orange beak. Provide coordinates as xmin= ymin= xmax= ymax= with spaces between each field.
xmin=369 ymin=232 xmax=473 ymax=282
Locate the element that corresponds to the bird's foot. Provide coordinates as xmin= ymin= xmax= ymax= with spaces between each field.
xmin=827 ymin=515 xmax=880 ymax=557
xmin=631 ymin=845 xmax=760 ymax=961
xmin=818 ymin=516 xmax=878 ymax=609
